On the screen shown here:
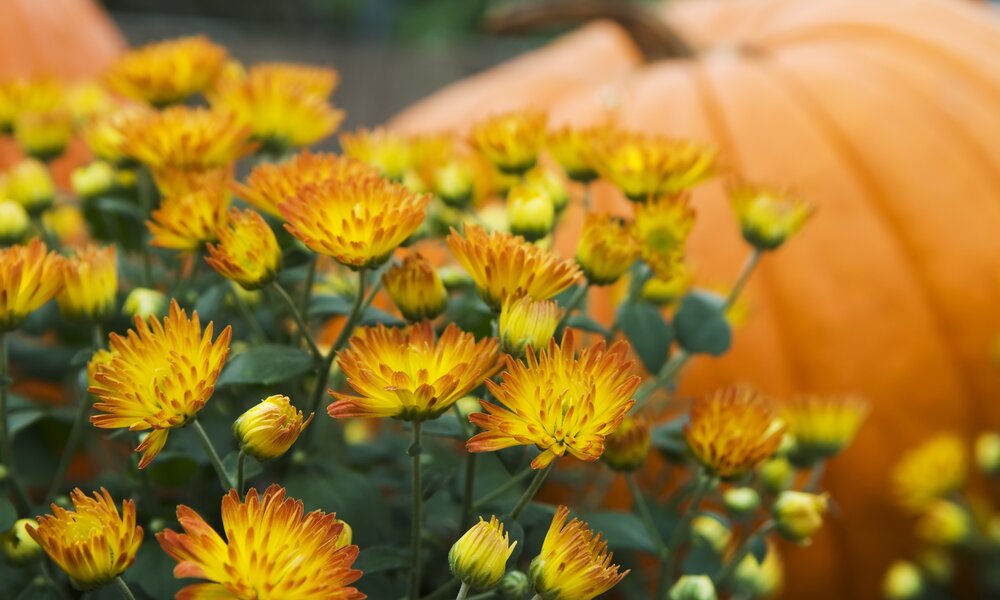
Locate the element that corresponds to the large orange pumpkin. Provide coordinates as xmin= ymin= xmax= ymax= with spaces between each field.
xmin=390 ymin=0 xmax=1000 ymax=598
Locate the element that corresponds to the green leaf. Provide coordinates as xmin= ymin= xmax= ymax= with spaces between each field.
xmin=566 ymin=314 xmax=613 ymax=339
xmin=0 ymin=497 xmax=16 ymax=531
xmin=651 ymin=416 xmax=689 ymax=461
xmin=360 ymin=307 xmax=405 ymax=327
xmin=674 ymin=291 xmax=731 ymax=356
xmin=355 ymin=546 xmax=410 ymax=574
xmin=8 ymin=406 xmax=46 ymax=438
xmin=309 ymin=295 xmax=353 ymax=319
xmin=579 ymin=510 xmax=657 ymax=553
xmin=223 ymin=452 xmax=263 ymax=486
xmin=616 ymin=302 xmax=673 ymax=373
xmin=217 ymin=345 xmax=315 ymax=387
xmin=146 ymin=456 xmax=199 ymax=487
xmin=417 ymin=415 xmax=466 ymax=440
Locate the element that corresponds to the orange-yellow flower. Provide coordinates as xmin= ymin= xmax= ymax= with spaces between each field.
xmin=0 ymin=201 xmax=30 ymax=244
xmin=152 ymin=165 xmax=233 ymax=199
xmin=106 ymin=36 xmax=228 ymax=107
xmin=471 ymin=110 xmax=546 ymax=175
xmin=603 ymin=413 xmax=652 ymax=472
xmin=449 ymin=516 xmax=517 ymax=590
xmin=27 ymin=488 xmax=143 ymax=590
xmin=632 ymin=196 xmax=696 ymax=280
xmin=592 ymin=131 xmax=715 ymax=201
xmin=58 ymin=245 xmax=118 ymax=320
xmin=89 ymin=300 xmax=232 ymax=468
xmin=382 ymin=253 xmax=448 ymax=322
xmin=498 ymin=295 xmax=562 ymax=357
xmin=576 ymin=212 xmax=640 ymax=286
xmin=685 ymin=387 xmax=785 ymax=478
xmin=469 ymin=330 xmax=639 ymax=469
xmin=447 ymin=224 xmax=580 ymax=310
xmin=205 ymin=208 xmax=281 ymax=289
xmin=340 ymin=128 xmax=414 ymax=181
xmin=547 ymin=125 xmax=610 ymax=183
xmin=14 ymin=109 xmax=73 ymax=161
xmin=240 ymin=62 xmax=340 ymax=97
xmin=80 ymin=103 xmax=151 ymax=166
xmin=893 ymin=434 xmax=967 ymax=511
xmin=729 ymin=182 xmax=812 ymax=250
xmin=281 ymin=174 xmax=429 ymax=269
xmin=148 ymin=189 xmax=230 ymax=252
xmin=122 ymin=106 xmax=252 ymax=172
xmin=0 ymin=239 xmax=65 ymax=331
xmin=233 ymin=395 xmax=314 ymax=460
xmin=157 ymin=485 xmax=364 ymax=600
xmin=781 ymin=395 xmax=869 ymax=465
xmin=529 ymin=505 xmax=628 ymax=600
xmin=330 ymin=322 xmax=500 ymax=421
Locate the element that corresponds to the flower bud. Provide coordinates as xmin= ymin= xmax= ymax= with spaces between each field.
xmin=975 ymin=432 xmax=1000 ymax=475
xmin=382 ymin=253 xmax=448 ymax=323
xmin=882 ymin=561 xmax=923 ymax=600
xmin=123 ymin=288 xmax=168 ymax=319
xmin=758 ymin=456 xmax=794 ymax=494
xmin=449 ymin=516 xmax=517 ymax=590
xmin=731 ymin=547 xmax=783 ymax=598
xmin=723 ymin=487 xmax=761 ymax=517
xmin=434 ymin=161 xmax=475 ymax=208
xmin=669 ymin=575 xmax=717 ymax=600
xmin=333 ymin=518 xmax=353 ymax=550
xmin=524 ymin=168 xmax=569 ymax=214
xmin=917 ymin=549 xmax=953 ymax=584
xmin=729 ymin=183 xmax=811 ymax=251
xmin=507 ymin=184 xmax=554 ymax=242
xmin=603 ymin=414 xmax=652 ymax=472
xmin=7 ymin=159 xmax=55 ymax=216
xmin=0 ymin=201 xmax=30 ymax=245
xmin=772 ymin=491 xmax=828 ymax=543
xmin=1 ymin=519 xmax=43 ymax=565
xmin=205 ymin=208 xmax=282 ymax=290
xmin=576 ymin=213 xmax=639 ymax=286
xmin=691 ymin=515 xmax=731 ymax=554
xmin=498 ymin=570 xmax=529 ymax=600
xmin=15 ymin=110 xmax=73 ymax=161
xmin=71 ymin=162 xmax=117 ymax=200
xmin=498 ymin=296 xmax=561 ymax=357
xmin=914 ymin=500 xmax=970 ymax=546
xmin=58 ymin=246 xmax=118 ymax=321
xmin=233 ymin=395 xmax=314 ymax=460
xmin=640 ymin=267 xmax=692 ymax=306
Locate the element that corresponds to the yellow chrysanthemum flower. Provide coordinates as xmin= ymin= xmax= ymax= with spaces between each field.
xmin=27 ymin=488 xmax=143 ymax=590
xmin=233 ymin=395 xmax=314 ymax=461
xmin=893 ymin=434 xmax=967 ymax=511
xmin=80 ymin=103 xmax=151 ymax=166
xmin=498 ymin=295 xmax=562 ymax=357
xmin=781 ymin=395 xmax=869 ymax=466
xmin=382 ymin=253 xmax=448 ymax=322
xmin=729 ymin=183 xmax=812 ymax=250
xmin=0 ymin=200 xmax=30 ymax=245
xmin=529 ymin=505 xmax=628 ymax=600
xmin=469 ymin=330 xmax=639 ymax=469
xmin=632 ymin=195 xmax=696 ymax=280
xmin=602 ymin=413 xmax=652 ymax=472
xmin=1 ymin=518 xmax=43 ymax=565
xmin=58 ymin=245 xmax=118 ymax=321
xmin=281 ymin=174 xmax=429 ymax=269
xmin=471 ymin=110 xmax=546 ymax=175
xmin=547 ymin=125 xmax=611 ymax=183
xmin=447 ymin=224 xmax=580 ymax=310
xmin=506 ymin=183 xmax=555 ymax=242
xmin=148 ymin=189 xmax=230 ymax=252
xmin=449 ymin=516 xmax=517 ymax=591
xmin=340 ymin=128 xmax=414 ymax=181
xmin=14 ymin=109 xmax=73 ymax=161
xmin=592 ymin=131 xmax=716 ymax=201
xmin=89 ymin=300 xmax=232 ymax=468
xmin=156 ymin=485 xmax=364 ymax=600
xmin=6 ymin=158 xmax=56 ymax=216
xmin=0 ymin=239 xmax=64 ymax=331
xmin=576 ymin=212 xmax=640 ymax=286
xmin=685 ymin=387 xmax=785 ymax=479
xmin=329 ymin=322 xmax=500 ymax=421
xmin=106 ymin=35 xmax=228 ymax=107
xmin=242 ymin=62 xmax=339 ymax=97
xmin=152 ymin=164 xmax=233 ymax=200
xmin=66 ymin=82 xmax=115 ymax=124
xmin=122 ymin=106 xmax=251 ymax=171
xmin=205 ymin=207 xmax=281 ymax=290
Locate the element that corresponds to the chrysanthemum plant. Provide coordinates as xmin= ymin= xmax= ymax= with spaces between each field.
xmin=0 ymin=36 xmax=866 ymax=600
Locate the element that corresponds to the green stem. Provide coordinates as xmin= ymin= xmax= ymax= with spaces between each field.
xmin=554 ymin=283 xmax=590 ymax=332
xmin=627 ymin=473 xmax=668 ymax=558
xmin=453 ymin=404 xmax=477 ymax=529
xmin=136 ymin=167 xmax=156 ymax=287
xmin=724 ymin=249 xmax=761 ymax=311
xmin=0 ymin=332 xmax=30 ymax=514
xmin=192 ymin=418 xmax=234 ymax=491
xmin=421 ymin=579 xmax=460 ymax=600
xmin=272 ymin=281 xmax=323 ymax=362
xmin=456 ymin=582 xmax=471 ymax=600
xmin=802 ymin=461 xmax=826 ymax=492
xmin=113 ymin=576 xmax=137 ymax=600
xmin=510 ymin=462 xmax=555 ymax=520
xmin=713 ymin=520 xmax=776 ymax=586
xmin=236 ymin=450 xmax=247 ymax=499
xmin=474 ymin=466 xmax=535 ymax=509
xmin=660 ymin=470 xmax=714 ymax=597
xmin=409 ymin=422 xmax=424 ymax=600
xmin=299 ymin=254 xmax=318 ymax=313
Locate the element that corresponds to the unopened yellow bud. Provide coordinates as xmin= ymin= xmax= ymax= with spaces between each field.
xmin=914 ymin=500 xmax=970 ymax=546
xmin=1 ymin=519 xmax=43 ymax=565
xmin=7 ymin=159 xmax=55 ymax=216
xmin=975 ymin=432 xmax=1000 ymax=474
xmin=882 ymin=561 xmax=923 ymax=600
xmin=470 ymin=110 xmax=546 ymax=175
xmin=603 ymin=414 xmax=652 ymax=472
xmin=524 ymin=168 xmax=569 ymax=213
xmin=772 ymin=491 xmax=828 ymax=543
xmin=641 ymin=267 xmax=692 ymax=306
xmin=691 ymin=516 xmax=731 ymax=554
xmin=205 ymin=208 xmax=282 ymax=290
xmin=498 ymin=570 xmax=529 ymax=600
xmin=0 ymin=201 xmax=30 ymax=245
xmin=58 ymin=246 xmax=118 ymax=321
xmin=449 ymin=516 xmax=517 ymax=590
xmin=15 ymin=111 xmax=73 ymax=161
xmin=729 ymin=183 xmax=811 ymax=251
xmin=507 ymin=184 xmax=554 ymax=242
xmin=434 ymin=161 xmax=475 ymax=208
xmin=498 ymin=296 xmax=561 ymax=356
xmin=758 ymin=456 xmax=794 ymax=494
xmin=732 ymin=547 xmax=783 ymax=598
xmin=669 ymin=575 xmax=717 ymax=600
xmin=723 ymin=487 xmax=761 ymax=516
xmin=576 ymin=213 xmax=639 ymax=286
xmin=71 ymin=162 xmax=117 ymax=200
xmin=382 ymin=253 xmax=448 ymax=323
xmin=233 ymin=395 xmax=314 ymax=460
xmin=122 ymin=288 xmax=168 ymax=319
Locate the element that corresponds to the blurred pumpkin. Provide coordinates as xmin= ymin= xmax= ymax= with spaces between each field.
xmin=391 ymin=0 xmax=1000 ymax=598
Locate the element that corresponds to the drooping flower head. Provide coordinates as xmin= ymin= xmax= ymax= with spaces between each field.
xmin=498 ymin=295 xmax=562 ymax=357
xmin=471 ymin=110 xmax=547 ymax=175
xmin=469 ymin=330 xmax=639 ymax=469
xmin=632 ymin=195 xmax=696 ymax=280
xmin=58 ymin=245 xmax=118 ymax=321
xmin=781 ymin=395 xmax=869 ymax=466
xmin=27 ymin=488 xmax=143 ymax=590
xmin=233 ymin=395 xmax=314 ymax=461
xmin=89 ymin=300 xmax=232 ymax=468
xmin=729 ymin=182 xmax=812 ymax=250
xmin=592 ymin=131 xmax=715 ymax=201
xmin=382 ymin=253 xmax=448 ymax=323
xmin=602 ymin=413 xmax=652 ymax=472
xmin=157 ymin=485 xmax=364 ymax=600
xmin=576 ymin=212 xmax=640 ymax=286
xmin=122 ymin=106 xmax=252 ymax=172
xmin=547 ymin=125 xmax=612 ymax=183
xmin=685 ymin=387 xmax=785 ymax=479
xmin=148 ymin=188 xmax=230 ymax=252
xmin=0 ymin=239 xmax=65 ymax=331
xmin=449 ymin=516 xmax=517 ymax=590
xmin=341 ymin=128 xmax=415 ymax=181
xmin=529 ymin=506 xmax=628 ymax=600
xmin=447 ymin=224 xmax=580 ymax=310
xmin=106 ymin=36 xmax=228 ymax=107
xmin=893 ymin=434 xmax=967 ymax=511
xmin=205 ymin=207 xmax=281 ymax=289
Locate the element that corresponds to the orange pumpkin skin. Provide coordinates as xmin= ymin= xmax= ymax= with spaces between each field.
xmin=390 ymin=0 xmax=1000 ymax=598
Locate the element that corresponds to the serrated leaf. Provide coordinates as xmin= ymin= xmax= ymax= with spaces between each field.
xmin=674 ymin=291 xmax=731 ymax=356
xmin=217 ymin=345 xmax=316 ymax=387
xmin=617 ymin=302 xmax=672 ymax=374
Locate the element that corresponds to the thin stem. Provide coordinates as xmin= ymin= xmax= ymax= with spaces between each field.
xmin=46 ymin=378 xmax=91 ymax=503
xmin=801 ymin=461 xmax=826 ymax=492
xmin=453 ymin=404 xmax=477 ymax=529
xmin=456 ymin=582 xmax=471 ymax=600
xmin=272 ymin=281 xmax=323 ymax=362
xmin=510 ymin=461 xmax=555 ymax=520
xmin=724 ymin=249 xmax=761 ymax=311
xmin=299 ymin=254 xmax=318 ymax=313
xmin=135 ymin=167 xmax=156 ymax=287
xmin=113 ymin=576 xmax=138 ymax=600
xmin=473 ymin=466 xmax=535 ymax=509
xmin=236 ymin=450 xmax=247 ymax=499
xmin=713 ymin=520 xmax=776 ymax=586
xmin=660 ymin=470 xmax=714 ymax=597
xmin=627 ymin=473 xmax=668 ymax=558
xmin=408 ymin=422 xmax=424 ymax=600
xmin=0 ymin=332 xmax=31 ymax=514
xmin=192 ymin=418 xmax=234 ymax=491
xmin=554 ymin=283 xmax=590 ymax=332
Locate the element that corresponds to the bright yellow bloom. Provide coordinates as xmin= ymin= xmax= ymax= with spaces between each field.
xmin=507 ymin=183 xmax=555 ymax=242
xmin=89 ymin=300 xmax=232 ymax=468
xmin=382 ymin=253 xmax=448 ymax=322
xmin=729 ymin=183 xmax=811 ymax=250
xmin=602 ymin=413 xmax=652 ymax=472
xmin=233 ymin=395 xmax=314 ymax=461
xmin=433 ymin=157 xmax=477 ymax=208
xmin=43 ymin=204 xmax=90 ymax=248
xmin=447 ymin=224 xmax=580 ymax=310
xmin=547 ymin=125 xmax=611 ymax=183
xmin=592 ymin=131 xmax=715 ymax=201
xmin=14 ymin=109 xmax=73 ymax=161
xmin=205 ymin=208 xmax=281 ymax=289
xmin=449 ymin=516 xmax=517 ymax=590
xmin=330 ymin=322 xmax=500 ymax=421
xmin=772 ymin=491 xmax=829 ymax=544
xmin=576 ymin=212 xmax=640 ymax=286
xmin=27 ymin=488 xmax=143 ymax=590
xmin=6 ymin=158 xmax=56 ymax=215
xmin=781 ymin=395 xmax=868 ymax=465
xmin=0 ymin=200 xmax=30 ymax=244
xmin=469 ymin=330 xmax=638 ymax=469
xmin=529 ymin=505 xmax=628 ymax=600
xmin=71 ymin=161 xmax=117 ymax=199
xmin=58 ymin=245 xmax=118 ymax=320
xmin=471 ymin=110 xmax=546 ymax=175
xmin=893 ymin=434 xmax=967 ymax=511
xmin=281 ymin=174 xmax=429 ymax=269
xmin=157 ymin=485 xmax=363 ymax=600
xmin=632 ymin=196 xmax=696 ymax=280
xmin=640 ymin=264 xmax=693 ymax=306
xmin=685 ymin=387 xmax=785 ymax=478
xmin=148 ymin=189 xmax=230 ymax=252
xmin=0 ymin=239 xmax=64 ymax=331
xmin=122 ymin=106 xmax=251 ymax=171
xmin=914 ymin=500 xmax=971 ymax=546
xmin=1 ymin=518 xmax=43 ymax=565
xmin=80 ymin=103 xmax=151 ymax=166
xmin=152 ymin=165 xmax=232 ymax=200
xmin=498 ymin=295 xmax=562 ymax=357
xmin=341 ymin=128 xmax=414 ymax=181
xmin=106 ymin=35 xmax=228 ymax=107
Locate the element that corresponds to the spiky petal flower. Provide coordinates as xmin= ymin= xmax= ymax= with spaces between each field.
xmin=148 ymin=189 xmax=230 ymax=252
xmin=781 ymin=395 xmax=869 ymax=466
xmin=80 ymin=103 xmax=151 ymax=166
xmin=157 ymin=485 xmax=364 ymax=600
xmin=729 ymin=182 xmax=812 ymax=250
xmin=468 ymin=330 xmax=639 ymax=469
xmin=105 ymin=36 xmax=228 ymax=107
xmin=449 ymin=516 xmax=517 ymax=590
xmin=576 ymin=213 xmax=640 ymax=286
xmin=205 ymin=208 xmax=281 ymax=289
xmin=233 ymin=395 xmax=314 ymax=461
xmin=382 ymin=253 xmax=448 ymax=322
xmin=122 ymin=106 xmax=251 ymax=172
xmin=27 ymin=488 xmax=143 ymax=590
xmin=892 ymin=434 xmax=967 ymax=511
xmin=341 ymin=128 xmax=414 ymax=181
xmin=89 ymin=300 xmax=232 ymax=468
xmin=330 ymin=322 xmax=499 ymax=421
xmin=632 ymin=196 xmax=696 ymax=280
xmin=471 ymin=110 xmax=546 ymax=175
xmin=592 ymin=131 xmax=715 ymax=201
xmin=685 ymin=387 xmax=785 ymax=479
xmin=58 ymin=245 xmax=118 ymax=321
xmin=498 ymin=296 xmax=562 ymax=357
xmin=447 ymin=224 xmax=580 ymax=310
xmin=0 ymin=239 xmax=64 ymax=331
xmin=529 ymin=505 xmax=628 ymax=600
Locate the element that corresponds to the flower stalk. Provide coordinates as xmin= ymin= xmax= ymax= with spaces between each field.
xmin=660 ymin=469 xmax=715 ymax=596
xmin=409 ymin=421 xmax=424 ymax=600
xmin=191 ymin=418 xmax=234 ymax=491
xmin=0 ymin=332 xmax=31 ymax=514
xmin=510 ymin=461 xmax=555 ymax=520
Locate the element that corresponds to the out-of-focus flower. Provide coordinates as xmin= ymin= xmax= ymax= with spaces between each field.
xmin=382 ymin=253 xmax=448 ymax=322
xmin=758 ymin=456 xmax=795 ymax=494
xmin=14 ymin=109 xmax=73 ymax=160
xmin=341 ymin=128 xmax=414 ymax=181
xmin=0 ymin=239 xmax=64 ymax=331
xmin=122 ymin=106 xmax=251 ymax=172
xmin=729 ymin=183 xmax=811 ymax=251
xmin=122 ymin=288 xmax=168 ymax=319
xmin=772 ymin=491 xmax=829 ymax=544
xmin=233 ymin=395 xmax=314 ymax=461
xmin=632 ymin=196 xmax=696 ymax=280
xmin=240 ymin=62 xmax=339 ymax=97
xmin=732 ymin=542 xmax=783 ymax=598
xmin=27 ymin=488 xmax=143 ymax=589
xmin=882 ymin=561 xmax=923 ymax=600
xmin=691 ymin=515 xmax=731 ymax=554
xmin=43 ymin=204 xmax=90 ymax=249
xmin=782 ymin=395 xmax=869 ymax=466
xmin=498 ymin=295 xmax=562 ymax=357
xmin=1 ymin=518 xmax=43 ymax=565
xmin=330 ymin=322 xmax=499 ymax=421
xmin=148 ymin=189 xmax=230 ymax=252
xmin=71 ymin=162 xmax=117 ymax=200
xmin=471 ymin=110 xmax=546 ymax=175
xmin=156 ymin=485 xmax=363 ymax=599
xmin=640 ymin=264 xmax=693 ymax=306
xmin=58 ymin=245 xmax=117 ymax=321
xmin=523 ymin=167 xmax=569 ymax=213
xmin=449 ymin=516 xmax=517 ymax=590
xmin=914 ymin=500 xmax=971 ymax=546
xmin=547 ymin=125 xmax=610 ymax=183
xmin=975 ymin=432 xmax=1000 ymax=474
xmin=433 ymin=158 xmax=476 ymax=208
xmin=205 ymin=207 xmax=281 ymax=289
xmin=893 ymin=434 xmax=967 ymax=511
xmin=80 ymin=104 xmax=150 ymax=166
xmin=685 ymin=387 xmax=784 ymax=479
xmin=66 ymin=82 xmax=115 ymax=124
xmin=576 ymin=213 xmax=639 ymax=286
xmin=89 ymin=301 xmax=232 ymax=468
xmin=6 ymin=159 xmax=56 ymax=216
xmin=0 ymin=201 xmax=30 ymax=245
xmin=602 ymin=414 xmax=652 ymax=472
xmin=447 ymin=224 xmax=580 ymax=310
xmin=152 ymin=165 xmax=231 ymax=199
xmin=529 ymin=505 xmax=628 ymax=600
xmin=669 ymin=575 xmax=717 ymax=600
xmin=106 ymin=36 xmax=228 ymax=107
xmin=592 ymin=131 xmax=715 ymax=201
xmin=506 ymin=183 xmax=555 ymax=242
xmin=469 ymin=331 xmax=638 ymax=469
xmin=724 ymin=487 xmax=762 ymax=516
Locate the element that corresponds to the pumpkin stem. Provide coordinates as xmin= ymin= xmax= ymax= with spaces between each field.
xmin=484 ymin=0 xmax=695 ymax=60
